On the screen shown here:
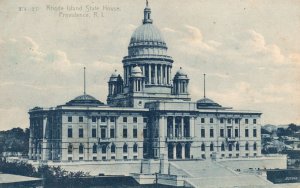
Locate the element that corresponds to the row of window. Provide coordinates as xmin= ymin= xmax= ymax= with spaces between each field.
xmin=201 ymin=128 xmax=257 ymax=138
xmin=67 ymin=116 xmax=148 ymax=123
xmin=67 ymin=128 xmax=142 ymax=138
xmin=200 ymin=142 xmax=258 ymax=151
xmin=201 ymin=118 xmax=257 ymax=124
xmin=67 ymin=143 xmax=139 ymax=154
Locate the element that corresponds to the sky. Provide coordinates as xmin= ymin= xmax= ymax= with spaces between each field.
xmin=0 ymin=0 xmax=299 ymax=130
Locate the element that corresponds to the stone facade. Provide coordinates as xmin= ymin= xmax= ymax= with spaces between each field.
xmin=28 ymin=2 xmax=262 ymax=162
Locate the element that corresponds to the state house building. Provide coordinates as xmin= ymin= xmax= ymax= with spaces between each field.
xmin=28 ymin=2 xmax=262 ymax=162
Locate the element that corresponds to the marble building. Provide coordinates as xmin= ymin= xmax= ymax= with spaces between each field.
xmin=28 ymin=1 xmax=262 ymax=162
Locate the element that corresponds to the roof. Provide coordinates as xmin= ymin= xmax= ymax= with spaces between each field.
xmin=196 ymin=97 xmax=222 ymax=109
xmin=131 ymin=66 xmax=143 ymax=77
xmin=129 ymin=23 xmax=166 ymax=48
xmin=174 ymin=67 xmax=188 ymax=79
xmin=65 ymin=94 xmax=105 ymax=107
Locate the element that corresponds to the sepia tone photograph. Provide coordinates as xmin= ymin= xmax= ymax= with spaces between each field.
xmin=0 ymin=0 xmax=300 ymax=187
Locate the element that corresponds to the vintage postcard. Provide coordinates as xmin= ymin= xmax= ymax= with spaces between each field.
xmin=0 ymin=0 xmax=299 ymax=187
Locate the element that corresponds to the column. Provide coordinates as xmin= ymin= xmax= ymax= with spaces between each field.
xmin=168 ymin=66 xmax=171 ymax=85
xmin=42 ymin=117 xmax=48 ymax=161
xmin=127 ymin=66 xmax=130 ymax=85
xmin=164 ymin=65 xmax=167 ymax=85
xmin=173 ymin=144 xmax=176 ymax=159
xmin=154 ymin=64 xmax=157 ymax=84
xmin=190 ymin=117 xmax=195 ymax=137
xmin=172 ymin=117 xmax=175 ymax=138
xmin=160 ymin=65 xmax=163 ymax=85
xmin=159 ymin=116 xmax=165 ymax=138
xmin=148 ymin=64 xmax=151 ymax=84
xmin=182 ymin=144 xmax=185 ymax=159
xmin=142 ymin=65 xmax=145 ymax=76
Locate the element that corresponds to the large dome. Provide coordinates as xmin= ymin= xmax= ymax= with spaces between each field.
xmin=129 ymin=24 xmax=166 ymax=47
xmin=126 ymin=2 xmax=168 ymax=57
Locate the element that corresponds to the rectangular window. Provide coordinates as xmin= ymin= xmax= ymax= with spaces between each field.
xmin=79 ymin=157 xmax=83 ymax=161
xmin=253 ymin=119 xmax=257 ymax=124
xmin=220 ymin=129 xmax=224 ymax=137
xmin=68 ymin=128 xmax=73 ymax=138
xmin=133 ymin=128 xmax=137 ymax=138
xmin=110 ymin=128 xmax=115 ymax=138
xmin=235 ymin=118 xmax=239 ymax=124
xmin=101 ymin=128 xmax=106 ymax=138
xmin=68 ymin=116 xmax=72 ymax=122
xmin=201 ymin=128 xmax=205 ymax=137
xmin=227 ymin=129 xmax=232 ymax=138
xmin=235 ymin=129 xmax=239 ymax=137
xmin=101 ymin=117 xmax=106 ymax=122
xmin=253 ymin=129 xmax=257 ymax=137
xmin=123 ymin=128 xmax=127 ymax=138
xmin=133 ymin=117 xmax=137 ymax=123
xmin=92 ymin=128 xmax=96 ymax=138
xmin=245 ymin=119 xmax=249 ymax=124
xmin=210 ymin=129 xmax=214 ymax=138
xmin=123 ymin=117 xmax=127 ymax=123
xmin=143 ymin=118 xmax=147 ymax=123
xmin=227 ymin=119 xmax=231 ymax=124
xmin=220 ymin=118 xmax=224 ymax=124
xmin=210 ymin=118 xmax=214 ymax=123
xmin=92 ymin=117 xmax=97 ymax=123
xmin=93 ymin=157 xmax=97 ymax=161
xmin=110 ymin=117 xmax=115 ymax=122
xmin=79 ymin=116 xmax=83 ymax=122
xmin=201 ymin=118 xmax=205 ymax=123
xmin=245 ymin=129 xmax=249 ymax=137
xmin=79 ymin=128 xmax=83 ymax=138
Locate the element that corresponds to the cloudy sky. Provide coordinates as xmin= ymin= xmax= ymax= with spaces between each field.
xmin=0 ymin=0 xmax=299 ymax=130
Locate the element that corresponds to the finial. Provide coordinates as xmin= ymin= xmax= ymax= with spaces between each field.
xmin=143 ymin=0 xmax=153 ymax=24
xmin=84 ymin=67 xmax=86 ymax=95
xmin=204 ymin=73 xmax=206 ymax=98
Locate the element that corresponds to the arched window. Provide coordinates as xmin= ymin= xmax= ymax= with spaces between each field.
xmin=123 ymin=143 xmax=128 ymax=153
xmin=229 ymin=144 xmax=233 ymax=151
xmin=236 ymin=142 xmax=240 ymax=151
xmin=111 ymin=143 xmax=116 ymax=153
xmin=245 ymin=142 xmax=249 ymax=151
xmin=253 ymin=142 xmax=257 ymax=151
xmin=210 ymin=143 xmax=214 ymax=151
xmin=221 ymin=142 xmax=225 ymax=151
xmin=68 ymin=144 xmax=73 ymax=154
xmin=133 ymin=143 xmax=138 ymax=153
xmin=79 ymin=144 xmax=84 ymax=154
xmin=102 ymin=145 xmax=107 ymax=154
xmin=93 ymin=144 xmax=97 ymax=154
xmin=201 ymin=143 xmax=205 ymax=151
